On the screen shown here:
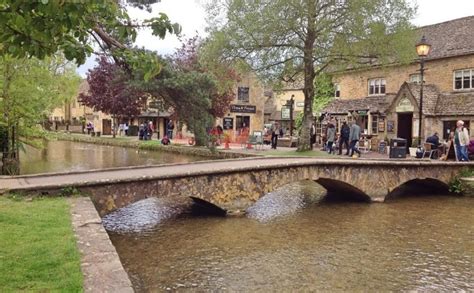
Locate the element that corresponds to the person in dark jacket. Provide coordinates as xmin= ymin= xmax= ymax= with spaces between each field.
xmin=339 ymin=121 xmax=350 ymax=155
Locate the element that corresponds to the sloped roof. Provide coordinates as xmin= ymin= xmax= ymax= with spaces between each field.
xmin=404 ymin=83 xmax=440 ymax=116
xmin=435 ymin=92 xmax=474 ymax=116
xmin=419 ymin=16 xmax=474 ymax=60
xmin=322 ymin=94 xmax=396 ymax=114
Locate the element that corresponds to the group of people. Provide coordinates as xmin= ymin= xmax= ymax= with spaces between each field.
xmin=117 ymin=123 xmax=129 ymax=136
xmin=316 ymin=120 xmax=363 ymax=157
xmin=138 ymin=121 xmax=155 ymax=140
xmin=426 ymin=120 xmax=471 ymax=161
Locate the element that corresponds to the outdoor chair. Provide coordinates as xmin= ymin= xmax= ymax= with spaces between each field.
xmin=422 ymin=143 xmax=436 ymax=159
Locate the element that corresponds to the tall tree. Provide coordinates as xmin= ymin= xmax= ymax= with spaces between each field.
xmin=79 ymin=57 xmax=146 ymax=138
xmin=206 ymin=0 xmax=416 ymax=151
xmin=0 ymin=55 xmax=81 ymax=174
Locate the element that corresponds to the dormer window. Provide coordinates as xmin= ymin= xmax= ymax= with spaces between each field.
xmin=368 ymin=78 xmax=385 ymax=95
xmin=454 ymin=69 xmax=473 ymax=90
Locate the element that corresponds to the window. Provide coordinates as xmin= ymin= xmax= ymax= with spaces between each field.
xmin=334 ymin=83 xmax=340 ymax=98
xmin=443 ymin=120 xmax=470 ymax=140
xmin=371 ymin=115 xmax=378 ymax=134
xmin=454 ymin=69 xmax=474 ymax=90
xmin=368 ymin=78 xmax=386 ymax=95
xmin=409 ymin=74 xmax=424 ymax=84
xmin=237 ymin=87 xmax=249 ymax=102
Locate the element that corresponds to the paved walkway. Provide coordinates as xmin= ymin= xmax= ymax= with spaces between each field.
xmin=1 ymin=157 xmax=469 ymax=193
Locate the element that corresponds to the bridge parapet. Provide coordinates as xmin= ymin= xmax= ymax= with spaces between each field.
xmin=0 ymin=158 xmax=471 ymax=216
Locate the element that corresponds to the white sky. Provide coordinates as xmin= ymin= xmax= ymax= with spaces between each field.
xmin=76 ymin=0 xmax=474 ymax=77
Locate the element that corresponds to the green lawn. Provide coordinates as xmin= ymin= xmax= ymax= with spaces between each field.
xmin=0 ymin=196 xmax=83 ymax=292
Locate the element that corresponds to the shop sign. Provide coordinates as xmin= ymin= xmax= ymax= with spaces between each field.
xmin=396 ymin=97 xmax=414 ymax=112
xmin=281 ymin=106 xmax=290 ymax=120
xmin=230 ymin=104 xmax=256 ymax=113
xmin=356 ymin=110 xmax=368 ymax=116
xmin=223 ymin=117 xmax=234 ymax=130
xmin=387 ymin=120 xmax=395 ymax=132
xmin=378 ymin=120 xmax=385 ymax=132
xmin=296 ymin=102 xmax=305 ymax=107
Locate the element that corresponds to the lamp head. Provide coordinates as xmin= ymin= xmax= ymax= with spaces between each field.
xmin=416 ymin=35 xmax=432 ymax=58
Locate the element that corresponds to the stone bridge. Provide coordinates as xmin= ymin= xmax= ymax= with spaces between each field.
xmin=0 ymin=158 xmax=472 ymax=216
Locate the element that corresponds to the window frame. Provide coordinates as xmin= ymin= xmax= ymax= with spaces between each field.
xmin=453 ymin=68 xmax=473 ymax=91
xmin=368 ymin=78 xmax=386 ymax=96
xmin=334 ymin=83 xmax=340 ymax=98
xmin=237 ymin=86 xmax=250 ymax=103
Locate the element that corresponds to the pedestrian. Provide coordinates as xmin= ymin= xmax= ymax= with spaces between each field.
xmin=147 ymin=121 xmax=154 ymax=140
xmin=271 ymin=123 xmax=279 ymax=149
xmin=326 ymin=123 xmax=336 ymax=154
xmin=86 ymin=121 xmax=92 ymax=135
xmin=161 ymin=135 xmax=170 ymax=145
xmin=339 ymin=121 xmax=350 ymax=155
xmin=279 ymin=127 xmax=284 ymax=138
xmin=454 ymin=120 xmax=470 ymax=161
xmin=118 ymin=123 xmax=124 ymax=136
xmin=349 ymin=121 xmax=361 ymax=157
xmin=310 ymin=122 xmax=316 ymax=147
xmin=167 ymin=120 xmax=174 ymax=139
xmin=138 ymin=123 xmax=145 ymax=140
xmin=124 ymin=123 xmax=129 ymax=136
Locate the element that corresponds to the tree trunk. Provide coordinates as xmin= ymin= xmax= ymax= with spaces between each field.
xmin=112 ymin=115 xmax=116 ymax=138
xmin=297 ymin=12 xmax=316 ymax=152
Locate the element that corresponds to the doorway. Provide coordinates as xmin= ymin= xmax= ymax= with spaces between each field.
xmin=236 ymin=116 xmax=250 ymax=132
xmin=397 ymin=113 xmax=413 ymax=151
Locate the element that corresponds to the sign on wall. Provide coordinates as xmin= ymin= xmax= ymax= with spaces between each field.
xmin=387 ymin=120 xmax=395 ymax=132
xmin=296 ymin=102 xmax=305 ymax=108
xmin=230 ymin=104 xmax=256 ymax=113
xmin=378 ymin=120 xmax=385 ymax=132
xmin=223 ymin=117 xmax=234 ymax=130
xmin=281 ymin=106 xmax=290 ymax=120
xmin=396 ymin=97 xmax=414 ymax=112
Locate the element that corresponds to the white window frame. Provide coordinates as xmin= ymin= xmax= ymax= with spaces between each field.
xmin=334 ymin=83 xmax=340 ymax=98
xmin=409 ymin=73 xmax=424 ymax=84
xmin=453 ymin=69 xmax=474 ymax=91
xmin=368 ymin=78 xmax=386 ymax=96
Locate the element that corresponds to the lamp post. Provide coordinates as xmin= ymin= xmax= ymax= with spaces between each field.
xmin=286 ymin=94 xmax=295 ymax=136
xmin=415 ymin=35 xmax=431 ymax=146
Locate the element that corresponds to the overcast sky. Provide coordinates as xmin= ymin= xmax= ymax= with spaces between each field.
xmin=76 ymin=0 xmax=474 ymax=77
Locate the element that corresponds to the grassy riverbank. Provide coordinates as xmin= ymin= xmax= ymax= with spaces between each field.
xmin=50 ymin=132 xmax=253 ymax=159
xmin=0 ymin=196 xmax=83 ymax=291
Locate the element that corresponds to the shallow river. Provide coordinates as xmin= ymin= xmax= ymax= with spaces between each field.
xmin=107 ymin=183 xmax=474 ymax=292
xmin=19 ymin=140 xmax=206 ymax=174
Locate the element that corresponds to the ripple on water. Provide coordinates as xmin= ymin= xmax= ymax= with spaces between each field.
xmin=246 ymin=181 xmax=325 ymax=222
xmin=102 ymin=197 xmax=189 ymax=233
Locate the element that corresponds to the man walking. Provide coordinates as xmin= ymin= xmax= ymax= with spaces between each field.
xmin=349 ymin=121 xmax=361 ymax=157
xmin=339 ymin=121 xmax=350 ymax=155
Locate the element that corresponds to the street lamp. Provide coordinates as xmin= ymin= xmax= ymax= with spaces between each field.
xmin=415 ymin=35 xmax=431 ymax=146
xmin=286 ymin=94 xmax=295 ymax=136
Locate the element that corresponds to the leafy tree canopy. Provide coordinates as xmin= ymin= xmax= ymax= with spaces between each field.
xmin=205 ymin=0 xmax=416 ymax=150
xmin=0 ymin=0 xmax=181 ymax=79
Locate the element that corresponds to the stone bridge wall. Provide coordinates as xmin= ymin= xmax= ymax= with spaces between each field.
xmin=79 ymin=162 xmax=464 ymax=216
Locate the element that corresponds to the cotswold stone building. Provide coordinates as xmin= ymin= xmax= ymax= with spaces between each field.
xmin=322 ymin=16 xmax=474 ymax=147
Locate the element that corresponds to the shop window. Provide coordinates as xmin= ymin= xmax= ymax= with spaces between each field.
xmin=454 ymin=69 xmax=473 ymax=90
xmin=334 ymin=83 xmax=340 ymax=98
xmin=368 ymin=78 xmax=386 ymax=95
xmin=371 ymin=115 xmax=378 ymax=134
xmin=237 ymin=87 xmax=249 ymax=102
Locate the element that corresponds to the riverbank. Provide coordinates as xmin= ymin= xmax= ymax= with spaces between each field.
xmin=51 ymin=132 xmax=255 ymax=159
xmin=0 ymin=196 xmax=83 ymax=291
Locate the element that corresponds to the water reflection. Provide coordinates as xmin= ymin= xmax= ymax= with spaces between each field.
xmin=19 ymin=140 xmax=206 ymax=174
xmin=109 ymin=195 xmax=473 ymax=292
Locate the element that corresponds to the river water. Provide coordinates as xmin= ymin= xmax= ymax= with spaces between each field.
xmin=19 ymin=140 xmax=206 ymax=174
xmin=107 ymin=182 xmax=474 ymax=292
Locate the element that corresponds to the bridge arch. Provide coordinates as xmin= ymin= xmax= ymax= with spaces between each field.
xmin=315 ymin=177 xmax=372 ymax=202
xmin=386 ymin=178 xmax=450 ymax=201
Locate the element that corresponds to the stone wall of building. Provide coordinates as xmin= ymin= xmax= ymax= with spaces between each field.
xmin=333 ymin=54 xmax=474 ymax=99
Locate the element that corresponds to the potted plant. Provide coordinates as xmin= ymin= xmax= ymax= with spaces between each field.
xmin=223 ymin=131 xmax=231 ymax=150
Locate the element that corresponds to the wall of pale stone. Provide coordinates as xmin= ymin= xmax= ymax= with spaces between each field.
xmin=333 ymin=55 xmax=474 ymax=99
